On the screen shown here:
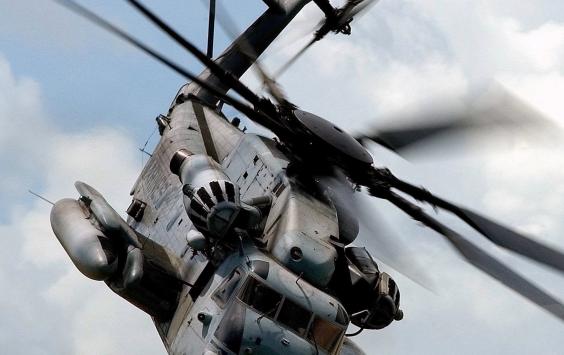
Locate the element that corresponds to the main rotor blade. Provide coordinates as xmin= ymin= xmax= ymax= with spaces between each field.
xmin=357 ymin=120 xmax=473 ymax=152
xmin=388 ymin=174 xmax=564 ymax=274
xmin=319 ymin=174 xmax=434 ymax=290
xmin=274 ymin=0 xmax=379 ymax=78
xmin=274 ymin=38 xmax=316 ymax=79
xmin=205 ymin=0 xmax=292 ymax=107
xmin=312 ymin=0 xmax=337 ymax=18
xmin=384 ymin=190 xmax=564 ymax=322
xmin=52 ymin=0 xmax=266 ymax=126
xmin=206 ymin=0 xmax=216 ymax=58
xmin=355 ymin=196 xmax=435 ymax=290
xmin=125 ymin=0 xmax=265 ymax=110
xmin=341 ymin=0 xmax=380 ymax=23
xmin=357 ymin=85 xmax=554 ymax=154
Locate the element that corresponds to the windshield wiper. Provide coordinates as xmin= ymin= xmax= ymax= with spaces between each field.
xmin=308 ymin=327 xmax=320 ymax=355
xmin=257 ymin=300 xmax=281 ymax=324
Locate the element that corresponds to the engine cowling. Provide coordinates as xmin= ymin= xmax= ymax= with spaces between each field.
xmin=171 ymin=149 xmax=260 ymax=239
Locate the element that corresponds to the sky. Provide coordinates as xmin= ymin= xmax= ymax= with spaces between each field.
xmin=1 ymin=0 xmax=564 ymax=354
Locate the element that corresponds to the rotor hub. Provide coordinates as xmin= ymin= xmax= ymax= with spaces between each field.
xmin=292 ymin=109 xmax=373 ymax=168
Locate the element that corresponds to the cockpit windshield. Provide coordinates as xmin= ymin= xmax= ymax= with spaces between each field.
xmin=240 ymin=275 xmax=283 ymax=316
xmin=238 ymin=276 xmax=344 ymax=353
xmin=278 ymin=297 xmax=311 ymax=337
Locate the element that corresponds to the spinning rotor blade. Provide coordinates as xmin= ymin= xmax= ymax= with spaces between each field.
xmin=125 ymin=0 xmax=266 ymax=111
xmin=319 ymin=173 xmax=434 ymax=290
xmin=357 ymin=119 xmax=473 ymax=152
xmin=383 ymin=190 xmax=564 ymax=322
xmin=355 ymin=196 xmax=435 ymax=290
xmin=206 ymin=0 xmax=216 ymax=58
xmin=274 ymin=38 xmax=316 ymax=79
xmin=387 ymin=174 xmax=564 ymax=274
xmin=275 ymin=0 xmax=379 ymax=78
xmin=340 ymin=0 xmax=380 ymax=22
xmin=204 ymin=0 xmax=292 ymax=107
xmin=52 ymin=0 xmax=268 ymax=126
xmin=312 ymin=0 xmax=336 ymax=18
xmin=357 ymin=85 xmax=554 ymax=154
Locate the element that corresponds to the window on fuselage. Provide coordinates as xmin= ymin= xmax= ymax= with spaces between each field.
xmin=308 ymin=316 xmax=343 ymax=353
xmin=238 ymin=276 xmax=344 ymax=353
xmin=239 ymin=276 xmax=282 ymax=316
xmin=277 ymin=298 xmax=312 ymax=337
xmin=213 ymin=269 xmax=243 ymax=308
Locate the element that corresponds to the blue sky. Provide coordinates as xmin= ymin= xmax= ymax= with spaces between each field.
xmin=0 ymin=1 xmax=259 ymax=136
xmin=2 ymin=0 xmax=564 ymax=354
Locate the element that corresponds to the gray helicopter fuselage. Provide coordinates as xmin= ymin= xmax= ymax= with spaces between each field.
xmin=49 ymin=1 xmax=374 ymax=354
xmin=167 ymin=243 xmax=349 ymax=355
xmin=48 ymin=0 xmax=561 ymax=351
xmin=126 ymin=97 xmax=361 ymax=354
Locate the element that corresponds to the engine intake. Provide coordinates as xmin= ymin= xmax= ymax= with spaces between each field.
xmin=171 ymin=149 xmax=260 ymax=240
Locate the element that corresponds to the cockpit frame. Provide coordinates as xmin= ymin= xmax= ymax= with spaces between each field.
xmin=235 ymin=274 xmax=346 ymax=354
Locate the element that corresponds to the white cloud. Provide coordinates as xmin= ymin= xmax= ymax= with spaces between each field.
xmin=507 ymin=21 xmax=564 ymax=71
xmin=399 ymin=0 xmax=564 ymax=124
xmin=259 ymin=1 xmax=564 ymax=354
xmin=0 ymin=55 xmax=165 ymax=355
xmin=498 ymin=71 xmax=564 ymax=123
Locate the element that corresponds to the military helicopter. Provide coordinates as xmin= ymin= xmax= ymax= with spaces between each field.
xmin=47 ymin=0 xmax=564 ymax=354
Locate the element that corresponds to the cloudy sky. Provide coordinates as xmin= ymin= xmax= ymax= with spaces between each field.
xmin=1 ymin=0 xmax=564 ymax=354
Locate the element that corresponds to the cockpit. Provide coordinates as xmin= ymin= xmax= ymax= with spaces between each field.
xmin=240 ymin=276 xmax=346 ymax=352
xmin=211 ymin=260 xmax=349 ymax=354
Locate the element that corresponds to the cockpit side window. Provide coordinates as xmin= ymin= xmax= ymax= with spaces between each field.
xmin=213 ymin=269 xmax=242 ymax=308
xmin=239 ymin=277 xmax=283 ymax=316
xmin=308 ymin=316 xmax=343 ymax=353
xmin=237 ymin=276 xmax=344 ymax=352
xmin=277 ymin=298 xmax=312 ymax=337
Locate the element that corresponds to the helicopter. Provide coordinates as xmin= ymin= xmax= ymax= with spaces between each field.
xmin=43 ymin=0 xmax=564 ymax=354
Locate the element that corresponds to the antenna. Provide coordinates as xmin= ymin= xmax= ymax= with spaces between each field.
xmin=28 ymin=190 xmax=55 ymax=206
xmin=139 ymin=148 xmax=153 ymax=157
xmin=139 ymin=126 xmax=157 ymax=158
xmin=207 ymin=0 xmax=216 ymax=58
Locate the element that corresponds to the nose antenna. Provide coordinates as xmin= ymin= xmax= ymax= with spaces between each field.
xmin=28 ymin=190 xmax=55 ymax=206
